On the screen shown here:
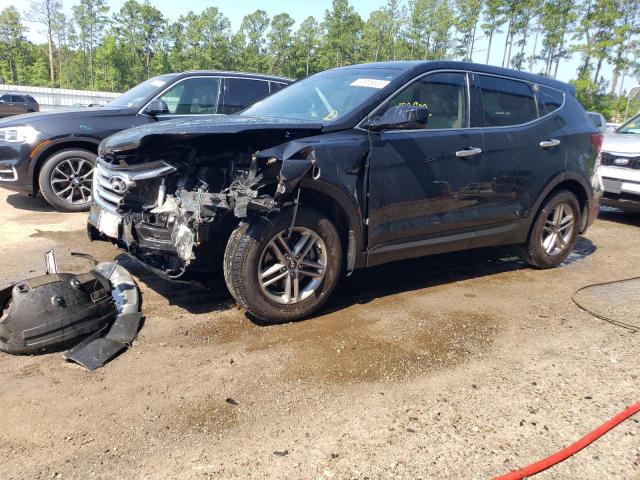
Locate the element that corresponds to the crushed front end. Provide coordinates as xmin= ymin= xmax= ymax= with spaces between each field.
xmin=87 ymin=121 xmax=321 ymax=278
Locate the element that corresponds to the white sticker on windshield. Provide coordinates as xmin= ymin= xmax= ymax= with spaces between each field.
xmin=150 ymin=80 xmax=166 ymax=87
xmin=350 ymin=78 xmax=390 ymax=89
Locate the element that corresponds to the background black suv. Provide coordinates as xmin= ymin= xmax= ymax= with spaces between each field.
xmin=0 ymin=93 xmax=39 ymax=117
xmin=0 ymin=71 xmax=291 ymax=211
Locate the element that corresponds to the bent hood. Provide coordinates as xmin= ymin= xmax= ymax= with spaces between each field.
xmin=99 ymin=115 xmax=324 ymax=156
xmin=602 ymin=133 xmax=640 ymax=155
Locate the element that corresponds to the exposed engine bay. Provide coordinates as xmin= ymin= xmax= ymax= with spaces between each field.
xmin=88 ymin=124 xmax=326 ymax=278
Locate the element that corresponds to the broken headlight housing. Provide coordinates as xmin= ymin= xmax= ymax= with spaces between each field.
xmin=0 ymin=125 xmax=40 ymax=143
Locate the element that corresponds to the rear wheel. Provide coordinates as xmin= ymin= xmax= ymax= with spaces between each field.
xmin=224 ymin=207 xmax=342 ymax=323
xmin=517 ymin=190 xmax=580 ymax=268
xmin=38 ymin=149 xmax=96 ymax=212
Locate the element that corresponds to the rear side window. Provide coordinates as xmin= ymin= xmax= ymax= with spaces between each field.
xmin=479 ymin=75 xmax=538 ymax=127
xmin=11 ymin=95 xmax=24 ymax=102
xmin=223 ymin=78 xmax=270 ymax=114
xmin=537 ymin=86 xmax=564 ymax=114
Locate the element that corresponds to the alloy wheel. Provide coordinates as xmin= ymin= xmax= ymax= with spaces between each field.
xmin=258 ymin=227 xmax=327 ymax=305
xmin=541 ymin=202 xmax=575 ymax=256
xmin=50 ymin=158 xmax=94 ymax=205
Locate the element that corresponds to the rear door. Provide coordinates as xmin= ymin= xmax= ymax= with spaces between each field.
xmin=10 ymin=95 xmax=26 ymax=114
xmin=474 ymin=74 xmax=567 ymax=228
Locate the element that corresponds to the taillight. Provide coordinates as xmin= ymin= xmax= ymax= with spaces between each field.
xmin=590 ymin=133 xmax=603 ymax=153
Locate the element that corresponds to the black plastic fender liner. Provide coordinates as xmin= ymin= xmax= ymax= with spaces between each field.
xmin=64 ymin=262 xmax=142 ymax=370
xmin=0 ymin=272 xmax=114 ymax=355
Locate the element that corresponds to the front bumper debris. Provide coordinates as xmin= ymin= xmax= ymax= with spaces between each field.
xmin=0 ymin=255 xmax=142 ymax=370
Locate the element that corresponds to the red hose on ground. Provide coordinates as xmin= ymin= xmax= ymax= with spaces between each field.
xmin=493 ymin=402 xmax=640 ymax=480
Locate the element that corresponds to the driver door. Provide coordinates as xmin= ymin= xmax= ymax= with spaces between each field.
xmin=366 ymin=71 xmax=486 ymax=264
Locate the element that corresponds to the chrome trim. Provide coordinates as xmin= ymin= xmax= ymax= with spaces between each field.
xmin=93 ymin=159 xmax=176 ymax=212
xmin=357 ymin=68 xmax=567 ymax=133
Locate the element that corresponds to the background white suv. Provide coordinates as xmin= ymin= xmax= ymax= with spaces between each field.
xmin=600 ymin=112 xmax=640 ymax=212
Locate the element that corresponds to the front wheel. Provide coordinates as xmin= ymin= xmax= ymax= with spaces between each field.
xmin=516 ymin=190 xmax=580 ymax=268
xmin=38 ymin=148 xmax=96 ymax=212
xmin=224 ymin=207 xmax=342 ymax=323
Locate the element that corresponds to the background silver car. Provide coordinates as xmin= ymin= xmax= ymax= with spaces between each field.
xmin=600 ymin=112 xmax=640 ymax=211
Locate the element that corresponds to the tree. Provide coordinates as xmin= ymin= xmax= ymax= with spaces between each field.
xmin=237 ymin=10 xmax=270 ymax=72
xmin=454 ymin=0 xmax=482 ymax=61
xmin=73 ymin=0 xmax=109 ymax=88
xmin=319 ymin=0 xmax=363 ymax=68
xmin=291 ymin=16 xmax=321 ymax=76
xmin=0 ymin=7 xmax=28 ymax=83
xmin=267 ymin=13 xmax=295 ymax=76
xmin=29 ymin=0 xmax=61 ymax=83
xmin=607 ymin=0 xmax=640 ymax=94
xmin=539 ymin=0 xmax=576 ymax=77
xmin=362 ymin=9 xmax=393 ymax=62
xmin=482 ymin=0 xmax=505 ymax=64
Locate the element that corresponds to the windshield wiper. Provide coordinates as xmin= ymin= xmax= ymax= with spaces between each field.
xmin=315 ymin=87 xmax=335 ymax=116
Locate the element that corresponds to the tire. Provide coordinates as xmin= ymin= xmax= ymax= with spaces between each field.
xmin=38 ymin=148 xmax=96 ymax=212
xmin=516 ymin=190 xmax=580 ymax=268
xmin=224 ymin=207 xmax=343 ymax=323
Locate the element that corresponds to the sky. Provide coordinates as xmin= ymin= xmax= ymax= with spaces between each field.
xmin=1 ymin=0 xmax=636 ymax=93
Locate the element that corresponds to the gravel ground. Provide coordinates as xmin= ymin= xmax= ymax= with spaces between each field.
xmin=0 ymin=189 xmax=638 ymax=480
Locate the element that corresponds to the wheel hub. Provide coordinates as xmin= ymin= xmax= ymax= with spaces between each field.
xmin=258 ymin=227 xmax=328 ymax=305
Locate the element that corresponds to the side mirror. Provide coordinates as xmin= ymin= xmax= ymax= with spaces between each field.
xmin=367 ymin=105 xmax=429 ymax=131
xmin=144 ymin=99 xmax=169 ymax=116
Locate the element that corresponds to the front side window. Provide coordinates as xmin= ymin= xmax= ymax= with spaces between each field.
xmin=375 ymin=72 xmax=469 ymax=129
xmin=157 ymin=77 xmax=222 ymax=115
xmin=222 ymin=78 xmax=270 ymax=114
xmin=0 ymin=94 xmax=11 ymax=102
xmin=479 ymin=75 xmax=538 ymax=127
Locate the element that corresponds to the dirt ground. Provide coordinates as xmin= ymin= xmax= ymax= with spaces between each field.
xmin=0 ymin=189 xmax=638 ymax=480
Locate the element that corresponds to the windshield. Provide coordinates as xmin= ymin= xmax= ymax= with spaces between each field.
xmin=617 ymin=112 xmax=640 ymax=134
xmin=241 ymin=68 xmax=403 ymax=123
xmin=109 ymin=75 xmax=175 ymax=108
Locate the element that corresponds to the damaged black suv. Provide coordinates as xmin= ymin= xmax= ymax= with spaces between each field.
xmin=88 ymin=61 xmax=602 ymax=322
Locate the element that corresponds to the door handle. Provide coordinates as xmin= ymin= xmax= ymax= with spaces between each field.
xmin=539 ymin=138 xmax=561 ymax=148
xmin=455 ymin=147 xmax=482 ymax=158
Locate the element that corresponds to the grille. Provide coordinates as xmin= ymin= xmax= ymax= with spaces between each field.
xmin=601 ymin=152 xmax=640 ymax=170
xmin=93 ymin=161 xmax=125 ymax=212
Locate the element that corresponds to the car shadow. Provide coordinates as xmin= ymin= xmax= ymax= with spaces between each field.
xmin=124 ymin=238 xmax=597 ymax=323
xmin=5 ymin=193 xmax=55 ymax=212
xmin=598 ymin=207 xmax=640 ymax=227
xmin=323 ymin=237 xmax=596 ymax=317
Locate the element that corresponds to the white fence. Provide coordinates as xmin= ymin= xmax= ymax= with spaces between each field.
xmin=0 ymin=84 xmax=120 ymax=111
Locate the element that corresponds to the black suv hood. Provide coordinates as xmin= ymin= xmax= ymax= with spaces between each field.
xmin=0 ymin=106 xmax=133 ymax=130
xmin=99 ymin=115 xmax=324 ymax=156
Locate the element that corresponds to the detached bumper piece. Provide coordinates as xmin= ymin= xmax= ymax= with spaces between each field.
xmin=0 ymin=261 xmax=141 ymax=370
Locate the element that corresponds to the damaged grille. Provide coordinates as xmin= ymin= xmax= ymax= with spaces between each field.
xmin=93 ymin=161 xmax=125 ymax=212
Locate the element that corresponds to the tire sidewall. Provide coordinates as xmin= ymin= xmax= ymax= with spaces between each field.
xmin=233 ymin=208 xmax=342 ymax=322
xmin=528 ymin=191 xmax=580 ymax=268
xmin=38 ymin=149 xmax=96 ymax=212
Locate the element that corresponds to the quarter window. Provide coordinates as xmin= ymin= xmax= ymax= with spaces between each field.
xmin=157 ymin=77 xmax=222 ymax=115
xmin=223 ymin=78 xmax=270 ymax=114
xmin=479 ymin=75 xmax=538 ymax=127
xmin=379 ymin=72 xmax=469 ymax=129
xmin=537 ymin=86 xmax=564 ymax=114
